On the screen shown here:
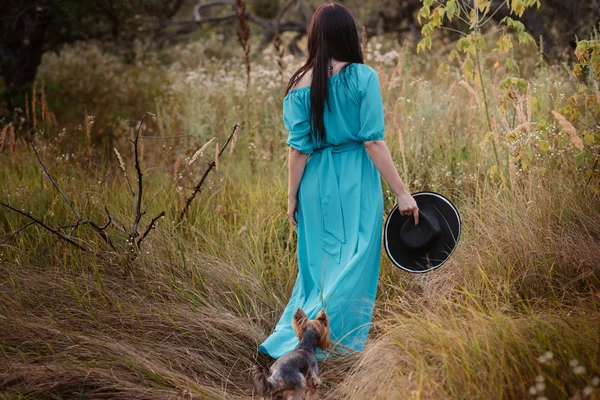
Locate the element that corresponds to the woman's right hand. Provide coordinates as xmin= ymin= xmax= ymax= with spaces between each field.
xmin=287 ymin=196 xmax=298 ymax=226
xmin=397 ymin=190 xmax=419 ymax=225
xmin=364 ymin=141 xmax=419 ymax=225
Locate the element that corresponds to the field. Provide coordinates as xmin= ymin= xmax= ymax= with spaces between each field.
xmin=1 ymin=31 xmax=599 ymax=399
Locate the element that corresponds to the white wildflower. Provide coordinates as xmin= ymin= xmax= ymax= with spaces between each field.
xmin=529 ymin=387 xmax=537 ymax=395
xmin=573 ymin=365 xmax=586 ymax=375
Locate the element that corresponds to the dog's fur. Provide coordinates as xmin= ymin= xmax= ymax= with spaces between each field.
xmin=253 ymin=308 xmax=331 ymax=400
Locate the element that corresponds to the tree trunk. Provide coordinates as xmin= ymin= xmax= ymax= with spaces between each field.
xmin=0 ymin=0 xmax=53 ymax=112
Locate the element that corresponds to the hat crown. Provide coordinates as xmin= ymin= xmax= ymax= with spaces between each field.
xmin=399 ymin=211 xmax=441 ymax=250
xmin=384 ymin=191 xmax=461 ymax=273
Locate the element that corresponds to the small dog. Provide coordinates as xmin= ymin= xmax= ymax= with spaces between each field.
xmin=253 ymin=308 xmax=331 ymax=400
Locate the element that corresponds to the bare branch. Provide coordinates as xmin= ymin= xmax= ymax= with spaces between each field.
xmin=80 ymin=205 xmax=115 ymax=249
xmin=274 ymin=0 xmax=297 ymax=29
xmin=167 ymin=14 xmax=237 ymax=25
xmin=100 ymin=165 xmax=119 ymax=185
xmin=0 ymin=221 xmax=34 ymax=245
xmin=85 ymin=219 xmax=116 ymax=250
xmin=193 ymin=0 xmax=236 ymax=21
xmin=0 ymin=200 xmax=91 ymax=253
xmin=137 ymin=211 xmax=165 ymax=249
xmin=140 ymin=135 xmax=192 ymax=139
xmin=142 ymin=187 xmax=164 ymax=215
xmin=130 ymin=111 xmax=155 ymax=242
xmin=178 ymin=122 xmax=241 ymax=222
xmin=101 ymin=205 xmax=113 ymax=230
xmin=480 ymin=1 xmax=508 ymax=26
xmin=45 ymin=214 xmax=115 ymax=249
xmin=111 ymin=219 xmax=127 ymax=234
xmin=29 ymin=139 xmax=81 ymax=221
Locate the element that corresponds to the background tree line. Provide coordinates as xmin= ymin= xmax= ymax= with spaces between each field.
xmin=1 ymin=0 xmax=599 ymax=115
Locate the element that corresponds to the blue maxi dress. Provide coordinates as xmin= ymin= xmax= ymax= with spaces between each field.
xmin=258 ymin=63 xmax=385 ymax=360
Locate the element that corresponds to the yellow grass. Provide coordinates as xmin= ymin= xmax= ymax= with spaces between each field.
xmin=0 ymin=35 xmax=599 ymax=399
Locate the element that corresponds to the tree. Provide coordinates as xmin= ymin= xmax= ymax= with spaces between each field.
xmin=416 ymin=0 xmax=540 ymax=170
xmin=0 ymin=0 xmax=185 ymax=113
xmin=0 ymin=0 xmax=313 ymax=115
xmin=351 ymin=0 xmax=600 ymax=57
xmin=0 ymin=0 xmax=54 ymax=111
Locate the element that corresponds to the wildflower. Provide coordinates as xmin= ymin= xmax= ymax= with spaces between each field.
xmin=573 ymin=365 xmax=586 ymax=375
xmin=570 ymin=359 xmax=579 ymax=368
xmin=583 ymin=386 xmax=593 ymax=396
xmin=529 ymin=386 xmax=537 ymax=395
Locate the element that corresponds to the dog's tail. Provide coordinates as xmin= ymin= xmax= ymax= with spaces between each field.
xmin=252 ymin=365 xmax=275 ymax=396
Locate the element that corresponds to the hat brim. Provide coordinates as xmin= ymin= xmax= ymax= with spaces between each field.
xmin=384 ymin=191 xmax=461 ymax=273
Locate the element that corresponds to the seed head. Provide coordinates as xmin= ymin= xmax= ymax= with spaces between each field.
xmin=189 ymin=137 xmax=215 ymax=166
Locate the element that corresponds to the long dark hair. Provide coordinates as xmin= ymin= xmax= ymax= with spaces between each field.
xmin=285 ymin=3 xmax=363 ymax=142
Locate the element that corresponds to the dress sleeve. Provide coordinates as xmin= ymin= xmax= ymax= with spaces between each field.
xmin=283 ymin=92 xmax=314 ymax=155
xmin=357 ymin=69 xmax=385 ymax=142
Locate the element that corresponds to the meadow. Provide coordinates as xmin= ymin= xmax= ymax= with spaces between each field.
xmin=0 ymin=30 xmax=599 ymax=399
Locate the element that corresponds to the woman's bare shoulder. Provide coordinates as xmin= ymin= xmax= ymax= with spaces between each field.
xmin=290 ymin=69 xmax=312 ymax=91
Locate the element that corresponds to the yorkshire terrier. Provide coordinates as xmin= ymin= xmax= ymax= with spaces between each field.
xmin=253 ymin=308 xmax=331 ymax=400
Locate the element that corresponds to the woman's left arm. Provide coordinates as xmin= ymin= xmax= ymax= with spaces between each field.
xmin=287 ymin=147 xmax=309 ymax=226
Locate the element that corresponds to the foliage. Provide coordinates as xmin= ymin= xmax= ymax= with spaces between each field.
xmin=416 ymin=0 xmax=548 ymax=180
xmin=0 ymin=0 xmax=186 ymax=113
xmin=416 ymin=0 xmax=538 ymax=58
xmin=416 ymin=0 xmax=539 ymax=98
xmin=0 ymin=30 xmax=599 ymax=399
xmin=573 ymin=38 xmax=600 ymax=82
xmin=557 ymin=31 xmax=600 ymax=182
xmin=250 ymin=0 xmax=281 ymax=20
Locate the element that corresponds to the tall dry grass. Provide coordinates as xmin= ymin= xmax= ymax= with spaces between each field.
xmin=1 ymin=33 xmax=599 ymax=399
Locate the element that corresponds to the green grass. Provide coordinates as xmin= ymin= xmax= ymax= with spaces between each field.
xmin=1 ymin=35 xmax=599 ymax=399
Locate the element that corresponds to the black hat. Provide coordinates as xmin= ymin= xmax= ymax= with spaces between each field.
xmin=384 ymin=191 xmax=461 ymax=273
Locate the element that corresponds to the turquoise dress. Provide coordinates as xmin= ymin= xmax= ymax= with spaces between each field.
xmin=259 ymin=63 xmax=385 ymax=360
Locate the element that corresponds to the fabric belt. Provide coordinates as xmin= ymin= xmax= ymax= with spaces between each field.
xmin=311 ymin=141 xmax=365 ymax=263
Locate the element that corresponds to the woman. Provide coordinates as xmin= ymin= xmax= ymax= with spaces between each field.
xmin=258 ymin=2 xmax=418 ymax=360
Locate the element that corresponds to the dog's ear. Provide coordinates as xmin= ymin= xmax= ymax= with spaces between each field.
xmin=315 ymin=309 xmax=331 ymax=350
xmin=315 ymin=308 xmax=328 ymax=326
xmin=292 ymin=308 xmax=308 ymax=338
xmin=294 ymin=307 xmax=308 ymax=322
